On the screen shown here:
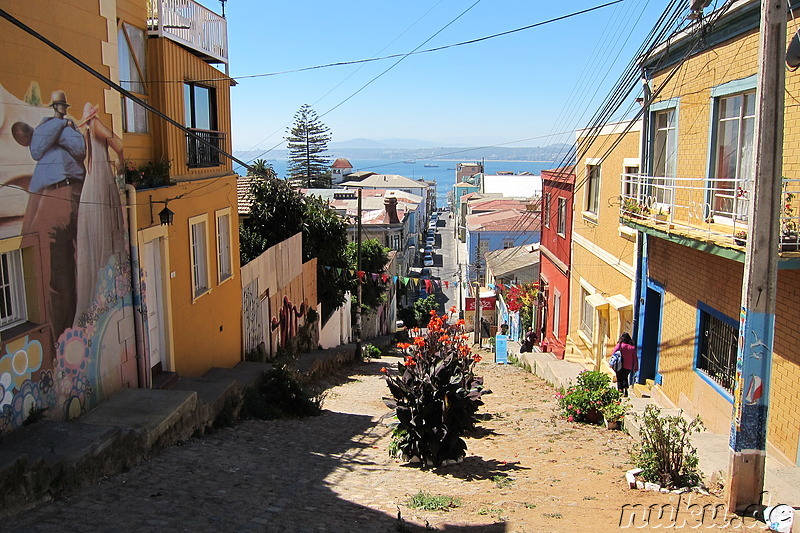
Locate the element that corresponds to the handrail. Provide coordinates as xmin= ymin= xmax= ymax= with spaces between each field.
xmin=619 ymin=173 xmax=800 ymax=252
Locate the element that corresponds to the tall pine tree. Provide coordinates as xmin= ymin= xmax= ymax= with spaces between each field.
xmin=286 ymin=104 xmax=332 ymax=188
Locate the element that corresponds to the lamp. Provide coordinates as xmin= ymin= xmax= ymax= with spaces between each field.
xmin=158 ymin=204 xmax=174 ymax=226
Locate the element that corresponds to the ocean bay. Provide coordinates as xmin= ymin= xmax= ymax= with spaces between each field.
xmin=236 ymin=158 xmax=558 ymax=207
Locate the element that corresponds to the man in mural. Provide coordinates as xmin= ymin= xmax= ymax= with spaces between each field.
xmin=21 ymin=90 xmax=85 ymax=337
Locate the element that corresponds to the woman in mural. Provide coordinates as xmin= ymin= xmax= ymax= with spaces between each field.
xmin=73 ymin=103 xmax=125 ymax=325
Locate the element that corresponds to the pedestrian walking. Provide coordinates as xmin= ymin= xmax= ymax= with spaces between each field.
xmin=610 ymin=332 xmax=637 ymax=397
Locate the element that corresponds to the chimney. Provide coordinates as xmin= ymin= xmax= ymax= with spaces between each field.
xmin=384 ymin=197 xmax=400 ymax=223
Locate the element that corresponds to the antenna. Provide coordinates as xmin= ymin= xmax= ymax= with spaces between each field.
xmin=787 ymin=31 xmax=800 ymax=71
xmin=220 ymin=0 xmax=227 ymax=17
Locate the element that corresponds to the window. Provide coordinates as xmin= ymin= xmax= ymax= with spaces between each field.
xmin=190 ymin=216 xmax=210 ymax=298
xmin=697 ymin=309 xmax=737 ymax=393
xmin=586 ymin=165 xmax=600 ymax=215
xmin=557 ymin=197 xmax=567 ymax=236
xmin=711 ymin=91 xmax=755 ymax=220
xmin=503 ymin=239 xmax=514 ymax=249
xmin=118 ymin=23 xmax=148 ymax=133
xmin=543 ymin=192 xmax=550 ymax=228
xmin=580 ymin=288 xmax=593 ymax=338
xmin=651 ymin=109 xmax=676 ymax=204
xmin=215 ymin=210 xmax=232 ymax=283
xmin=552 ymin=290 xmax=561 ymax=337
xmin=184 ymin=83 xmax=221 ymax=167
xmin=0 ymin=250 xmax=27 ymax=330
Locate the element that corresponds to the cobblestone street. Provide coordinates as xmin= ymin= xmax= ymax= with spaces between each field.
xmin=7 ymin=354 xmax=737 ymax=532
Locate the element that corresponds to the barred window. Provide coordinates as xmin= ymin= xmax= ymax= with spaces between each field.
xmin=697 ymin=309 xmax=737 ymax=393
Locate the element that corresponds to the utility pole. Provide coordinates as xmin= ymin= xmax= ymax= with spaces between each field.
xmin=726 ymin=0 xmax=784 ymax=512
xmin=355 ymin=188 xmax=363 ymax=361
xmin=473 ymin=235 xmax=482 ymax=347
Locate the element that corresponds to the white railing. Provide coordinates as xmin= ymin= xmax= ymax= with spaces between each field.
xmin=620 ymin=174 xmax=800 ymax=253
xmin=148 ymin=0 xmax=228 ymax=66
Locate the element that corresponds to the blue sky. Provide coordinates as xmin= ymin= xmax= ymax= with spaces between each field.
xmin=197 ymin=0 xmax=669 ymax=152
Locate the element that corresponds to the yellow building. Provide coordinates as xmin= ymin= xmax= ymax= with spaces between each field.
xmin=623 ymin=0 xmax=800 ymax=465
xmin=0 ymin=0 xmax=241 ymax=435
xmin=120 ymin=0 xmax=242 ymax=381
xmin=568 ymin=122 xmax=640 ymax=372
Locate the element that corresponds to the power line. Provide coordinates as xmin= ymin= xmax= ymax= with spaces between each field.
xmin=137 ymin=0 xmax=625 ymax=85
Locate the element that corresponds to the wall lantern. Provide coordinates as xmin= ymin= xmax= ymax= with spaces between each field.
xmin=158 ymin=204 xmax=174 ymax=226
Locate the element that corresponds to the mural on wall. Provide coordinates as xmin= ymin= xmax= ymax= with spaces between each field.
xmin=270 ymin=296 xmax=306 ymax=348
xmin=242 ymin=279 xmax=263 ymax=356
xmin=0 ymin=83 xmax=133 ymax=433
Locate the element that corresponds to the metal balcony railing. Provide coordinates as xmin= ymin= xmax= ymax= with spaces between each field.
xmin=186 ymin=129 xmax=224 ymax=168
xmin=148 ymin=0 xmax=228 ymax=66
xmin=620 ymin=174 xmax=800 ymax=252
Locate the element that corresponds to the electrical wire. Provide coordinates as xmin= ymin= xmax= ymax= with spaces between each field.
xmin=135 ymin=0 xmax=625 ymax=85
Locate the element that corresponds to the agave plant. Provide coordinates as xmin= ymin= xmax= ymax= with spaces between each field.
xmin=383 ymin=308 xmax=489 ymax=467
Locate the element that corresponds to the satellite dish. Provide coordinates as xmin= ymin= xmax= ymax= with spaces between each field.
xmin=786 ymin=30 xmax=800 ymax=70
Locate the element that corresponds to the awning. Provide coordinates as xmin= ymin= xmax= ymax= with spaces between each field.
xmin=585 ymin=293 xmax=609 ymax=310
xmin=606 ymin=294 xmax=633 ymax=312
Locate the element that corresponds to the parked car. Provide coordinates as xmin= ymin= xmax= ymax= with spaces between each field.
xmin=424 ymin=245 xmax=433 ymax=255
xmin=420 ymin=268 xmax=432 ymax=278
xmin=426 ymin=236 xmax=435 ymax=247
xmin=423 ymin=254 xmax=434 ymax=267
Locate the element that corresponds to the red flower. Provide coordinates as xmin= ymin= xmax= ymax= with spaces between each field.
xmin=404 ymin=356 xmax=417 ymax=367
xmin=473 ymin=354 xmax=482 ymax=363
xmin=413 ymin=336 xmax=425 ymax=347
xmin=396 ymin=342 xmax=411 ymax=349
xmin=380 ymin=367 xmax=388 ymax=374
xmin=429 ymin=309 xmax=437 ymax=316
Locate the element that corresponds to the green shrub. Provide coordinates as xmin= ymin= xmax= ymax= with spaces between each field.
xmin=384 ymin=309 xmax=488 ymax=467
xmin=241 ymin=366 xmax=323 ymax=419
xmin=632 ymin=404 xmax=704 ymax=488
xmin=556 ymin=370 xmax=622 ymax=423
xmin=362 ymin=343 xmax=382 ymax=361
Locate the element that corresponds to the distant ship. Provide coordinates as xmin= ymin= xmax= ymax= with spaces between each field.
xmin=403 ymin=160 xmax=415 ymax=164
xmin=424 ymin=163 xmax=439 ymax=167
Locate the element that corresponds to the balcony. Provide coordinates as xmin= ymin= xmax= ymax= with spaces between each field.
xmin=186 ymin=129 xmax=224 ymax=168
xmin=148 ymin=0 xmax=228 ymax=68
xmin=619 ymin=174 xmax=800 ymax=254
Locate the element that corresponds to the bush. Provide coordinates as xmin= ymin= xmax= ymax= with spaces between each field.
xmin=556 ymin=370 xmax=622 ymax=423
xmin=632 ymin=404 xmax=705 ymax=489
xmin=362 ymin=343 xmax=382 ymax=361
xmin=241 ymin=366 xmax=323 ymax=419
xmin=383 ymin=308 xmax=489 ymax=467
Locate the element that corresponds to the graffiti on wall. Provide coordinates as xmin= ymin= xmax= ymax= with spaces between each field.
xmin=0 ymin=82 xmax=133 ymax=432
xmin=270 ymin=296 xmax=306 ymax=348
xmin=242 ymin=279 xmax=263 ymax=356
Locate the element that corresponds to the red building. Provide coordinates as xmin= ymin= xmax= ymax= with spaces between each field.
xmin=537 ymin=167 xmax=575 ymax=359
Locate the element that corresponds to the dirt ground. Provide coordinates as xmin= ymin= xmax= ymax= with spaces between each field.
xmin=322 ymin=349 xmax=759 ymax=532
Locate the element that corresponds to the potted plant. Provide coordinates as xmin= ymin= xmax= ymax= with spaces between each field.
xmin=653 ymin=206 xmax=669 ymax=223
xmin=556 ymin=370 xmax=622 ymax=425
xmin=734 ymin=230 xmax=747 ymax=247
xmin=601 ymin=399 xmax=629 ymax=430
xmin=781 ymin=191 xmax=798 ymax=251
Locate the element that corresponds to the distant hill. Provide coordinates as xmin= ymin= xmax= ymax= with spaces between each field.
xmin=233 ymin=143 xmax=574 ymax=165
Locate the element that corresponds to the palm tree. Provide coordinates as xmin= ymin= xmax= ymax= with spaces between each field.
xmin=247 ymin=159 xmax=276 ymax=180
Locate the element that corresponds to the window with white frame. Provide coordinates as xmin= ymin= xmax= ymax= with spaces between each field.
xmin=552 ymin=290 xmax=561 ymax=337
xmin=118 ymin=22 xmax=148 ymax=133
xmin=579 ymin=288 xmax=593 ymax=338
xmin=711 ymin=91 xmax=755 ymax=221
xmin=652 ymin=109 xmax=676 ymax=205
xmin=586 ymin=165 xmax=600 ymax=215
xmin=557 ymin=197 xmax=567 ymax=236
xmin=215 ymin=209 xmax=232 ymax=283
xmin=0 ymin=249 xmax=27 ymax=330
xmin=190 ymin=216 xmax=210 ymax=298
xmin=503 ymin=239 xmax=514 ymax=249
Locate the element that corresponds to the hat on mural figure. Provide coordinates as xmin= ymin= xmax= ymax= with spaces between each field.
xmin=48 ymin=90 xmax=70 ymax=108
